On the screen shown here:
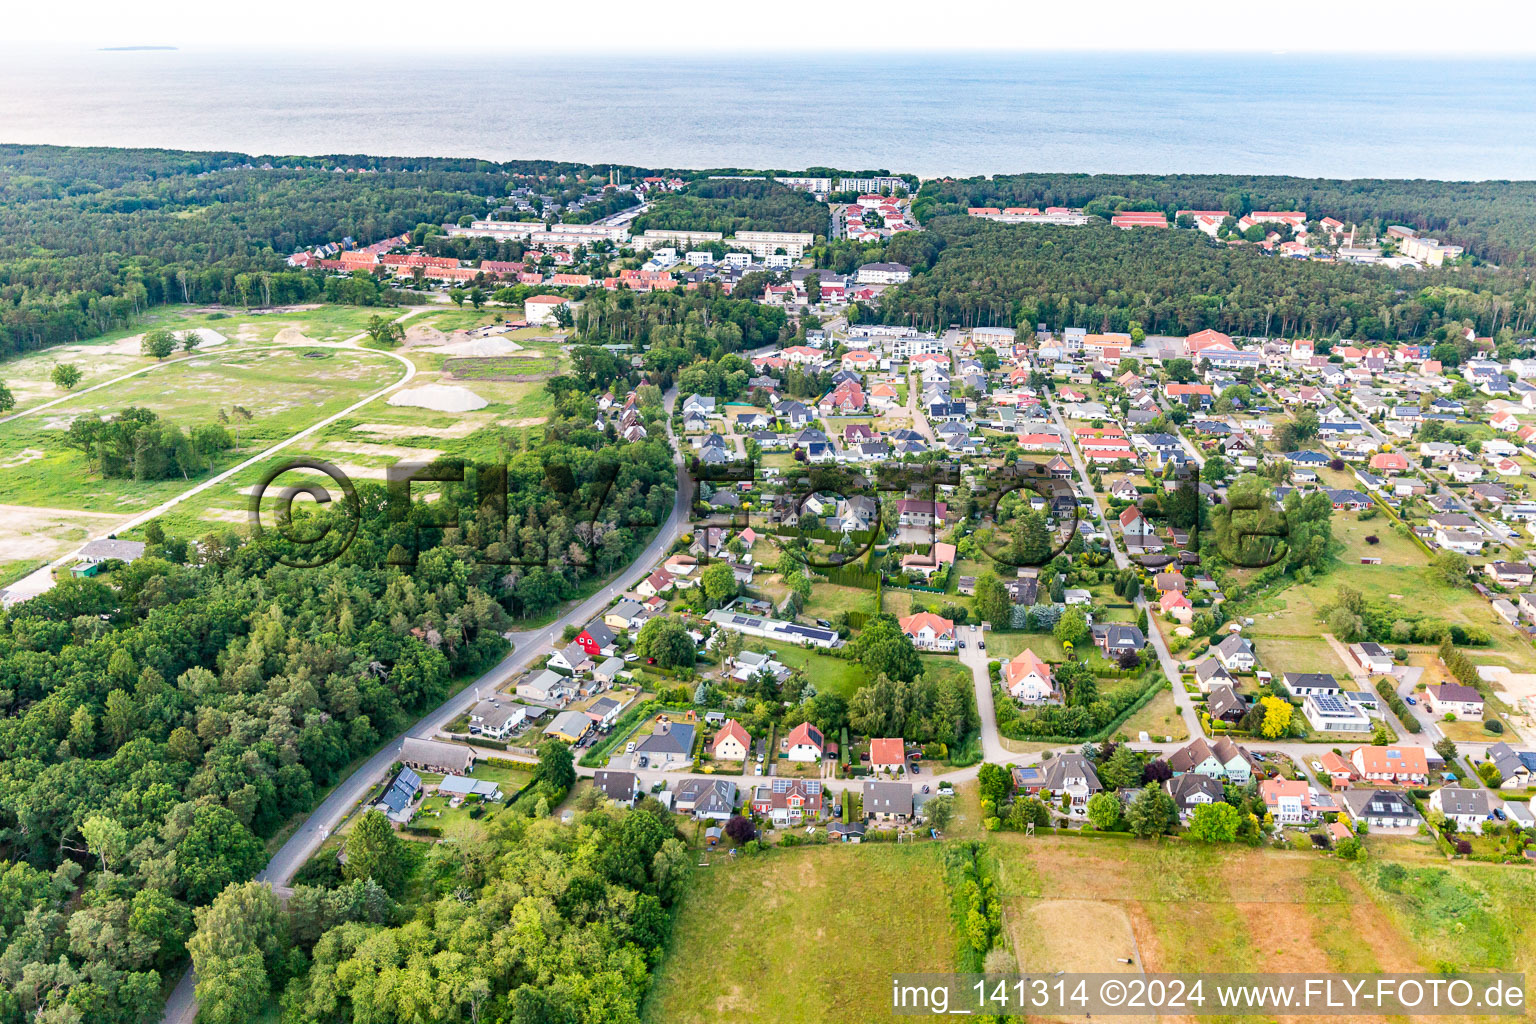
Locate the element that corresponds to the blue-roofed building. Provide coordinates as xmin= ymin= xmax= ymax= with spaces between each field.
xmin=378 ymin=766 xmax=422 ymax=823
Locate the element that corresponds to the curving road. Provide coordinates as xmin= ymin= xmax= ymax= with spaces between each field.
xmin=159 ymin=386 xmax=691 ymax=1024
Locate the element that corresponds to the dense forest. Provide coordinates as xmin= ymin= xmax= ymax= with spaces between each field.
xmin=631 ymin=178 xmax=827 ymax=237
xmin=0 ymin=391 xmax=677 ymax=1022
xmin=914 ymin=172 xmax=1536 ymax=266
xmin=864 ymin=216 xmax=1536 ymax=340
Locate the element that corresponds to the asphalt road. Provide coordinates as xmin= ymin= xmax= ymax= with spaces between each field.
xmin=160 ymin=386 xmax=691 ymax=1024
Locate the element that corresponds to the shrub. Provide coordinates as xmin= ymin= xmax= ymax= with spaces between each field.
xmin=1455 ymin=839 xmax=1473 ymax=855
xmin=1484 ymin=719 xmax=1504 ymax=734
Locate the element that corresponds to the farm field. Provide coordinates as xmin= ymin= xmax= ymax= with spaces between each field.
xmin=642 ymin=844 xmax=953 ymax=1024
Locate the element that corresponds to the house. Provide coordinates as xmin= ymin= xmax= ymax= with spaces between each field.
xmin=1424 ymin=684 xmax=1484 ymax=719
xmin=899 ymin=612 xmax=957 ymax=652
xmin=1304 ymin=693 xmax=1372 ymax=734
xmin=517 ymin=669 xmax=573 ymax=705
xmin=575 ymin=621 xmax=618 ymax=658
xmin=585 ymin=696 xmax=624 ymax=728
xmin=676 ymin=778 xmax=738 ymax=821
xmin=1485 ymin=742 xmax=1535 ymax=789
xmin=377 ymin=766 xmax=423 ymax=823
xmin=1340 ymin=789 xmax=1422 ymax=831
xmin=543 ymin=710 xmax=592 ymax=744
xmin=400 ymin=737 xmax=476 ymax=775
xmin=1261 ymin=779 xmax=1322 ymax=825
xmin=1369 ymin=451 xmax=1409 ymax=475
xmin=1429 ymin=787 xmax=1490 ymax=833
xmin=1167 ymin=736 xmax=1257 ymax=784
xmin=1092 ymin=624 xmax=1146 ymax=658
xmin=896 ymin=499 xmax=949 ymax=527
xmin=636 ymin=569 xmax=675 ymax=598
xmin=1350 ymin=745 xmax=1429 ymax=785
xmin=870 ymin=737 xmax=908 ymax=773
xmin=1119 ymin=505 xmax=1156 ymax=541
xmin=1485 ymin=561 xmax=1535 ymax=588
xmin=592 ymin=769 xmax=641 ymax=804
xmin=1154 ymin=572 xmax=1188 ymax=595
xmin=711 ymin=719 xmax=752 ymax=761
xmin=863 ymin=780 xmax=914 ymax=822
xmin=1166 ymin=773 xmax=1224 ymax=821
xmin=593 ymin=656 xmax=626 ymax=685
xmin=548 ymin=642 xmax=593 ymax=675
xmin=1281 ymin=672 xmax=1342 ymax=699
xmin=729 ymin=650 xmax=790 ymax=685
xmin=1040 ymin=753 xmax=1103 ymax=815
xmin=1195 ymin=659 xmax=1235 ymax=692
xmin=683 ymin=394 xmax=717 ymax=418
xmin=1212 ymin=633 xmax=1256 ymax=672
xmin=604 ymin=598 xmax=649 ymax=631
xmin=1318 ymin=751 xmax=1359 ymax=788
xmin=73 ymin=538 xmax=147 ymax=574
xmin=1346 ymin=642 xmax=1394 ymax=677
xmin=1003 ymin=648 xmax=1056 ymax=702
xmin=781 ymin=721 xmax=826 ymax=761
xmin=524 ymin=294 xmax=569 ymax=325
xmin=828 ymin=821 xmax=867 ymax=842
xmin=1160 ymin=590 xmax=1194 ymax=622
xmin=1207 ymin=684 xmax=1247 ymax=724
xmin=751 ymin=778 xmax=824 ymax=825
xmin=468 ymin=700 xmax=526 ymax=740
xmin=633 ymin=720 xmax=695 ymax=770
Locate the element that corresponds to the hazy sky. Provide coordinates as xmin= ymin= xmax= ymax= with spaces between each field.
xmin=11 ymin=0 xmax=1536 ymax=52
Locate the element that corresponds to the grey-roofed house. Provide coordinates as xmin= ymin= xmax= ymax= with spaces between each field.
xmin=377 ymin=766 xmax=422 ymax=823
xmin=1165 ymin=772 xmax=1224 ymax=821
xmin=863 ymin=780 xmax=914 ymax=822
xmin=1212 ymin=633 xmax=1256 ymax=672
xmin=468 ymin=700 xmax=526 ymax=740
xmin=543 ymin=709 xmax=593 ymax=744
xmin=1039 ymin=753 xmax=1103 ymax=816
xmin=593 ymin=656 xmax=626 ymax=683
xmin=76 ymin=538 xmax=147 ymax=564
xmin=634 ymin=721 xmax=696 ymax=770
xmin=1340 ymin=788 xmax=1422 ymax=831
xmin=1207 ymin=684 xmax=1246 ymax=724
xmin=1282 ymin=672 xmax=1342 ymax=698
xmin=1195 ymin=659 xmax=1235 ymax=691
xmin=585 ymin=696 xmax=624 ymax=727
xmin=592 ymin=769 xmax=641 ymax=804
xmin=516 ymin=669 xmax=572 ymax=705
xmin=676 ymin=778 xmax=737 ymax=820
xmin=1428 ymin=786 xmax=1491 ymax=833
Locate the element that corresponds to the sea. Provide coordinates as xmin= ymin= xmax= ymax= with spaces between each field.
xmin=2 ymin=48 xmax=1536 ymax=180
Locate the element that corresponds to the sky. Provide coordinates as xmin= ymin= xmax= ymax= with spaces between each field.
xmin=10 ymin=0 xmax=1536 ymax=53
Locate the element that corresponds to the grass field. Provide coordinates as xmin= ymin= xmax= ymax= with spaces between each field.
xmin=744 ymin=641 xmax=867 ymax=698
xmin=802 ymin=582 xmax=880 ymax=622
xmin=642 ymin=845 xmax=953 ymax=1024
xmin=1117 ymin=684 xmax=1189 ymax=742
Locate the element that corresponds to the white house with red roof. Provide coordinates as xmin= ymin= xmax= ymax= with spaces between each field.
xmin=899 ymin=612 xmax=956 ymax=652
xmin=818 ymin=379 xmax=866 ymax=415
xmin=1186 ymin=329 xmax=1237 ymax=355
xmin=869 ymin=737 xmax=907 ymax=773
xmin=1003 ymin=648 xmax=1055 ymax=702
xmin=524 ymin=294 xmax=570 ymax=326
xmin=781 ymin=722 xmax=825 ymax=762
xmin=711 ymin=719 xmax=752 ymax=761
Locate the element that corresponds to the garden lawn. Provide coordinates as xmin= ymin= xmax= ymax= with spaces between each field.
xmin=745 ymin=641 xmax=867 ymax=699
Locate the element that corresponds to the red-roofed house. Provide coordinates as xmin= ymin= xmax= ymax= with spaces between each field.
xmin=711 ymin=719 xmax=752 ymax=761
xmin=899 ymin=613 xmax=956 ymax=652
xmin=1111 ymin=211 xmax=1169 ymax=228
xmin=1003 ymin=648 xmax=1055 ymax=702
xmin=870 ymin=737 xmax=907 ymax=772
xmin=1186 ymin=329 xmax=1236 ymax=355
xmin=1370 ymin=452 xmax=1410 ymax=475
xmin=781 ymin=722 xmax=825 ymax=761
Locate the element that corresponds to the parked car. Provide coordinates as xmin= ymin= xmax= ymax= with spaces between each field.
xmin=922 ymin=784 xmax=930 ymax=794
xmin=1494 ymin=807 xmax=1508 ymax=821
xmin=958 ymin=640 xmax=966 ymax=649
xmin=622 ymin=652 xmax=638 ymax=662
xmin=625 ymin=742 xmax=636 ymax=755
xmin=1405 ymin=695 xmax=1417 ymax=705
xmin=978 ymin=641 xmax=985 ymax=651
xmin=911 ymin=764 xmax=921 ymax=775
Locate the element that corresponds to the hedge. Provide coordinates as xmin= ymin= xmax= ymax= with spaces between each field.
xmin=1376 ymin=679 xmax=1422 ymax=733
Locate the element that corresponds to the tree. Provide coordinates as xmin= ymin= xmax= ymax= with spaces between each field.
xmin=724 ymin=815 xmax=755 ymax=845
xmin=1009 ymin=510 xmax=1052 ymax=567
xmin=1054 ymin=606 xmax=1090 ymax=649
xmin=1259 ymin=695 xmax=1293 ymax=739
xmin=364 ymin=314 xmax=404 ymax=346
xmin=977 ymin=763 xmax=1012 ymax=806
xmin=51 ymin=363 xmax=82 ymax=390
xmin=700 ymin=561 xmax=738 ymax=604
xmin=81 ymin=814 xmax=129 ymax=872
xmin=344 ymin=809 xmax=408 ymax=892
xmin=636 ymin=616 xmax=696 ymax=668
xmin=189 ymin=881 xmax=285 ymax=1024
xmin=176 ymin=804 xmax=266 ymax=903
xmin=1086 ymin=791 xmax=1123 ymax=831
xmin=0 ymin=380 xmax=12 ymax=412
xmin=553 ymin=303 xmax=575 ymax=329
xmin=1126 ymin=783 xmax=1177 ymax=837
xmin=141 ymin=328 xmax=177 ymax=360
xmin=972 ymin=570 xmax=1012 ymax=627
xmin=536 ymin=738 xmax=577 ymax=793
xmin=181 ymin=330 xmax=204 ymax=353
xmin=1187 ymin=801 xmax=1241 ymax=842
xmin=847 ymin=613 xmax=921 ymax=683
xmin=1431 ymin=550 xmax=1469 ymax=587
xmin=1097 ymin=744 xmax=1144 ymax=790
xmin=924 ymin=794 xmax=955 ymax=830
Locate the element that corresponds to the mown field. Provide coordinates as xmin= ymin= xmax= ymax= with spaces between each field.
xmin=647 ymin=835 xmax=1536 ymax=1024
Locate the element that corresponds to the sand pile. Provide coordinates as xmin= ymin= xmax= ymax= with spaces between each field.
xmin=387 ymin=384 xmax=488 ymax=412
xmin=182 ymin=327 xmax=228 ymax=348
xmin=427 ymin=337 xmax=525 ymax=357
xmin=404 ymin=324 xmax=449 ymax=346
xmin=274 ymin=326 xmax=318 ymax=345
